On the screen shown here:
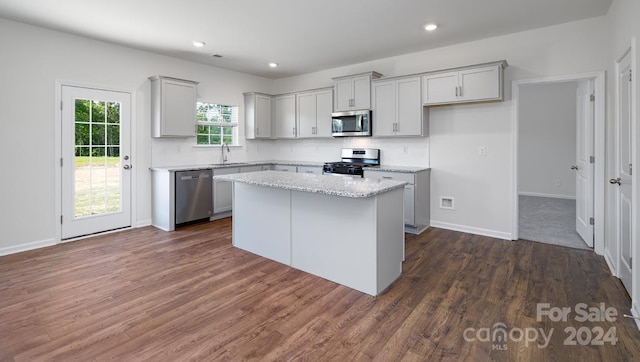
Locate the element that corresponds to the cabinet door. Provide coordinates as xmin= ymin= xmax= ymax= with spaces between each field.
xmin=334 ymin=79 xmax=353 ymax=111
xmin=162 ymin=79 xmax=196 ymax=136
xmin=274 ymin=165 xmax=296 ymax=172
xmin=296 ymin=92 xmax=316 ymax=138
xmin=422 ymin=71 xmax=458 ymax=105
xmin=315 ymin=89 xmax=333 ymax=138
xmin=404 ymin=185 xmax=415 ymax=226
xmin=372 ymin=80 xmax=396 ymax=137
xmin=296 ymin=166 xmax=322 ymax=175
xmin=255 ymin=95 xmax=272 ymax=138
xmin=213 ymin=167 xmax=239 ymax=214
xmin=352 ymin=75 xmax=371 ymax=110
xmin=275 ymin=95 xmax=297 ymax=138
xmin=240 ymin=165 xmax=264 ymax=173
xmin=459 ymin=65 xmax=501 ymax=102
xmin=396 ymin=77 xmax=422 ymax=136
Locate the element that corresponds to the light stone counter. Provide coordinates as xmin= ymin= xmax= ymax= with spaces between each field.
xmin=215 ymin=170 xmax=407 ymax=198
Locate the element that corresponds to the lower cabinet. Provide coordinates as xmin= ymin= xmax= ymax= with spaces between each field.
xmin=296 ymin=166 xmax=323 ymax=175
xmin=364 ymin=169 xmax=430 ymax=234
xmin=274 ymin=164 xmax=297 ymax=172
xmin=213 ymin=167 xmax=239 ymax=214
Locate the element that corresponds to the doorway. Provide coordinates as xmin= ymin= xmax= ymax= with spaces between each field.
xmin=511 ymin=72 xmax=606 ymax=254
xmin=58 ymin=84 xmax=132 ymax=240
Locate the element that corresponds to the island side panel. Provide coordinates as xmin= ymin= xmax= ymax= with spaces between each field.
xmin=376 ymin=187 xmax=404 ymax=294
xmin=232 ymin=183 xmax=292 ymax=265
xmin=290 ymin=191 xmax=378 ymax=296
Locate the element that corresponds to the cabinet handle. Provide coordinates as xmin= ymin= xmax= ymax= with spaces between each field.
xmin=455 ymin=86 xmax=459 ymax=97
xmin=256 ymin=127 xmax=259 ymax=135
xmin=382 ymin=176 xmax=393 ymax=179
xmin=459 ymin=86 xmax=463 ymax=97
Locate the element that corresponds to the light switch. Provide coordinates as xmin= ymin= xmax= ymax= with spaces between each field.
xmin=479 ymin=146 xmax=486 ymax=156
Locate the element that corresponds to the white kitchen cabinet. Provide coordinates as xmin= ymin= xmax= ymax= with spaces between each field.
xmin=296 ymin=166 xmax=323 ymax=175
xmin=422 ymin=61 xmax=507 ymax=105
xmin=333 ymin=72 xmax=382 ymax=112
xmin=275 ymin=94 xmax=297 ymax=139
xmin=364 ymin=169 xmax=430 ymax=234
xmin=213 ymin=167 xmax=239 ymax=214
xmin=274 ymin=165 xmax=296 ymax=172
xmin=296 ymin=88 xmax=333 ymax=138
xmin=149 ymin=76 xmax=198 ymax=137
xmin=372 ymin=76 xmax=426 ymax=137
xmin=244 ymin=92 xmax=272 ymax=139
xmin=240 ymin=165 xmax=271 ymax=173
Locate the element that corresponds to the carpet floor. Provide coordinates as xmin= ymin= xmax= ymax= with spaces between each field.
xmin=518 ymin=195 xmax=592 ymax=250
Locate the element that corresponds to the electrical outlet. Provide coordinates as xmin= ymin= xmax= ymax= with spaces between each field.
xmin=555 ymin=179 xmax=561 ymax=186
xmin=440 ymin=196 xmax=454 ymax=210
xmin=479 ymin=146 xmax=486 ymax=156
xmin=402 ymin=146 xmax=409 ymax=154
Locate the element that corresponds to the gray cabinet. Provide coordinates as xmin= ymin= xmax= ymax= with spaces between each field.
xmin=244 ymin=93 xmax=272 ymax=139
xmin=213 ymin=167 xmax=239 ymax=214
xmin=274 ymin=164 xmax=296 ymax=172
xmin=296 ymin=88 xmax=333 ymax=138
xmin=150 ymin=76 xmax=198 ymax=137
xmin=296 ymin=166 xmax=323 ymax=175
xmin=333 ymin=72 xmax=382 ymax=112
xmin=364 ymin=169 xmax=430 ymax=234
xmin=372 ymin=76 xmax=426 ymax=137
xmin=275 ymin=94 xmax=297 ymax=138
xmin=422 ymin=61 xmax=507 ymax=105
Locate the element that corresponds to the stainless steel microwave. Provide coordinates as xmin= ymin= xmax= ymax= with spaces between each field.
xmin=331 ymin=110 xmax=372 ymax=137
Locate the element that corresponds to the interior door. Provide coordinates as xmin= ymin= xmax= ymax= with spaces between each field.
xmin=61 ymin=85 xmax=132 ymax=239
xmin=575 ymin=80 xmax=595 ymax=247
xmin=613 ymin=50 xmax=633 ymax=293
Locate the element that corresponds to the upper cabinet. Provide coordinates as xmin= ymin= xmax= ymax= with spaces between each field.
xmin=149 ymin=76 xmax=198 ymax=137
xmin=274 ymin=94 xmax=297 ymax=139
xmin=372 ymin=76 xmax=426 ymax=137
xmin=244 ymin=92 xmax=272 ymax=139
xmin=296 ymin=88 xmax=333 ymax=138
xmin=422 ymin=61 xmax=507 ymax=106
xmin=333 ymin=72 xmax=382 ymax=112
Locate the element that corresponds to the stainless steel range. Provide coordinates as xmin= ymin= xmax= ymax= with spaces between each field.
xmin=323 ymin=148 xmax=380 ymax=178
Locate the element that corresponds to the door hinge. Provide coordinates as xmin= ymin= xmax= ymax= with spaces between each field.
xmin=590 ymin=94 xmax=595 ymax=102
xmin=60 ymin=158 xmax=63 ymax=167
xmin=589 ymin=156 xmax=595 ymax=164
xmin=630 ymin=163 xmax=633 ymax=176
xmin=630 ymin=69 xmax=633 ymax=82
xmin=630 ymin=257 xmax=633 ymax=270
xmin=60 ymin=101 xmax=63 ymax=110
xmin=60 ymin=215 xmax=63 ymax=224
xmin=589 ymin=217 xmax=595 ymax=225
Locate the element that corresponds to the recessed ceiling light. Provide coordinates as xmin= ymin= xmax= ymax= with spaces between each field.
xmin=192 ymin=41 xmax=205 ymax=48
xmin=268 ymin=62 xmax=278 ymax=68
xmin=424 ymin=24 xmax=438 ymax=31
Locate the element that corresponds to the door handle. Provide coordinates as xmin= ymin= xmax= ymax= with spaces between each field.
xmin=570 ymin=165 xmax=579 ymax=170
xmin=609 ymin=177 xmax=622 ymax=185
xmin=123 ymin=164 xmax=132 ymax=170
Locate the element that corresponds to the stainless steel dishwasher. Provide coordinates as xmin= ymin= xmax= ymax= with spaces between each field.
xmin=175 ymin=169 xmax=213 ymax=225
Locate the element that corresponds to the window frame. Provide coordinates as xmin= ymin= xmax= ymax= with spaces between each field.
xmin=195 ymin=100 xmax=239 ymax=146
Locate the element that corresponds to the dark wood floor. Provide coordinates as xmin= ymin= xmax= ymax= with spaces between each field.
xmin=1 ymin=218 xmax=639 ymax=361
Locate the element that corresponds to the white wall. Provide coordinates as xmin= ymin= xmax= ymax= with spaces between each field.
xmin=0 ymin=18 xmax=272 ymax=254
xmin=604 ymin=0 xmax=640 ymax=320
xmin=272 ymin=17 xmax=607 ymax=238
xmin=518 ymin=82 xmax=578 ymax=199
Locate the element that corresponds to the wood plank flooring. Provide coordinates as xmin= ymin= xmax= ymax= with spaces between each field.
xmin=1 ymin=218 xmax=639 ymax=361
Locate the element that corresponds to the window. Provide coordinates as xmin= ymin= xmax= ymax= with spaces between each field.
xmin=196 ymin=101 xmax=238 ymax=145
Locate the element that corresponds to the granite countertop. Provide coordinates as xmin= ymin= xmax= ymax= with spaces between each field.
xmin=150 ymin=161 xmax=429 ymax=173
xmin=215 ymin=170 xmax=407 ymax=198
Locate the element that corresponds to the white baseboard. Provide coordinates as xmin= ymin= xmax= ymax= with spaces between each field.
xmin=518 ymin=191 xmax=576 ymax=200
xmin=604 ymin=249 xmax=618 ymax=277
xmin=630 ymin=303 xmax=640 ymax=331
xmin=135 ymin=219 xmax=152 ymax=228
xmin=0 ymin=238 xmax=56 ymax=257
xmin=429 ymin=220 xmax=512 ymax=240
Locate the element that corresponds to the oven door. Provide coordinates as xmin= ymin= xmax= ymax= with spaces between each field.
xmin=331 ymin=110 xmax=371 ymax=137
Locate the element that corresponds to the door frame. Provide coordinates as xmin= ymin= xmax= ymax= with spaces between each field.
xmin=54 ymin=80 xmax=137 ymax=243
xmin=510 ymin=71 xmax=606 ymax=255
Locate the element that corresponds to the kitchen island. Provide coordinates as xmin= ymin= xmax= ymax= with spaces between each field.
xmin=214 ymin=171 xmax=407 ymax=296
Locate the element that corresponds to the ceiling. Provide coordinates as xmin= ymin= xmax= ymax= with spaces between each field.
xmin=0 ymin=0 xmax=612 ymax=79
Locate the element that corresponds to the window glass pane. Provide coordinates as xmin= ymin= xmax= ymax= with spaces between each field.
xmin=76 ymin=146 xmax=90 ymax=157
xmin=91 ymin=101 xmax=106 ymax=123
xmin=92 ymin=124 xmax=105 ymax=145
xmin=196 ymin=102 xmax=238 ymax=145
xmin=106 ymin=125 xmax=119 ymax=145
xmin=223 ymin=127 xmax=232 ymax=135
xmin=107 ymin=102 xmax=120 ymax=124
xmin=91 ymin=147 xmax=105 ymax=157
xmin=197 ymin=134 xmax=209 ymax=144
xmin=75 ymin=99 xmax=90 ymax=122
xmin=107 ymin=146 xmax=120 ymax=157
xmin=210 ymin=135 xmax=221 ymax=145
xmin=75 ymin=123 xmax=90 ymax=146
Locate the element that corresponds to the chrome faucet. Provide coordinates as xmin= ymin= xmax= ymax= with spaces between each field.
xmin=222 ymin=142 xmax=230 ymax=164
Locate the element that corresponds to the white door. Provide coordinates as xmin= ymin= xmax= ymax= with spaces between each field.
xmin=575 ymin=80 xmax=595 ymax=247
xmin=613 ymin=50 xmax=633 ymax=293
xmin=61 ymin=85 xmax=132 ymax=239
